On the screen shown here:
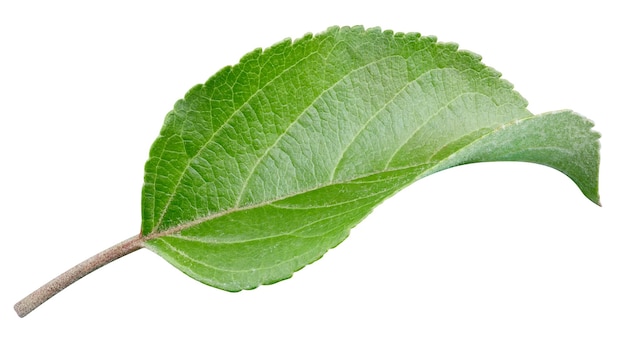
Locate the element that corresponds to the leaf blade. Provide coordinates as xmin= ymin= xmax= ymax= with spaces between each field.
xmin=141 ymin=26 xmax=599 ymax=291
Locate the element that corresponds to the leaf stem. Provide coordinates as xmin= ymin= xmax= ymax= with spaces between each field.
xmin=14 ymin=234 xmax=144 ymax=318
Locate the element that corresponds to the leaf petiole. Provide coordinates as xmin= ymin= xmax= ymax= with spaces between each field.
xmin=14 ymin=235 xmax=144 ymax=318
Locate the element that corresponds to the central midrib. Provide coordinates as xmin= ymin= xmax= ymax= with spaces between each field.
xmin=144 ymin=109 xmax=529 ymax=242
xmin=144 ymin=164 xmax=426 ymax=241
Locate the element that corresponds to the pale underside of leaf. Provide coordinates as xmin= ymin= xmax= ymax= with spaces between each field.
xmin=140 ymin=26 xmax=599 ymax=291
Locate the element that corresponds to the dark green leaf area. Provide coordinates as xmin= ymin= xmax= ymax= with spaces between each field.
xmin=145 ymin=167 xmax=420 ymax=290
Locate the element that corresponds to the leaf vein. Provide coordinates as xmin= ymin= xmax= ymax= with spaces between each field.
xmin=153 ymin=48 xmax=323 ymax=232
xmin=384 ymin=91 xmax=486 ymax=169
xmin=233 ymin=55 xmax=401 ymax=207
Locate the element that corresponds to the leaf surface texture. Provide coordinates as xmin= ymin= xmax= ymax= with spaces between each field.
xmin=141 ymin=26 xmax=599 ymax=291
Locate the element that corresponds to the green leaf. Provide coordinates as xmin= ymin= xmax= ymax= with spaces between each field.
xmin=140 ymin=26 xmax=600 ymax=291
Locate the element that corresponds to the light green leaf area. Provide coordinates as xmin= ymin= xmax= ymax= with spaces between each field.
xmin=141 ymin=26 xmax=599 ymax=291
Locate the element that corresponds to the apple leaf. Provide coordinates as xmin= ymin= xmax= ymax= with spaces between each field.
xmin=15 ymin=26 xmax=600 ymax=317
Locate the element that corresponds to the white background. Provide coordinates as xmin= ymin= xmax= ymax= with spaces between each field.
xmin=1 ymin=1 xmax=624 ymax=336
